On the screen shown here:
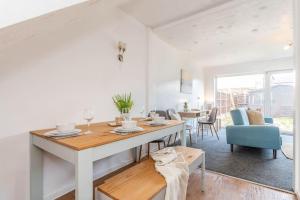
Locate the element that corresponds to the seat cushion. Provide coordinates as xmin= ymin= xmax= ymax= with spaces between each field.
xmin=230 ymin=109 xmax=250 ymax=125
xmin=186 ymin=124 xmax=193 ymax=129
xmin=247 ymin=110 xmax=264 ymax=125
xmin=170 ymin=112 xmax=182 ymax=121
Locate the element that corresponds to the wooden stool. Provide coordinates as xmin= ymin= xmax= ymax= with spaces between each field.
xmin=96 ymin=146 xmax=205 ymax=200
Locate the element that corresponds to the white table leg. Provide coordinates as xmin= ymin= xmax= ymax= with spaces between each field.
xmin=30 ymin=135 xmax=43 ymax=200
xmin=180 ymin=123 xmax=187 ymax=146
xmin=201 ymin=153 xmax=205 ymax=192
xmin=75 ymin=149 xmax=93 ymax=200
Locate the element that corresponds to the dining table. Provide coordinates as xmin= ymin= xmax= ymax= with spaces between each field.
xmin=178 ymin=110 xmax=208 ymax=119
xmin=30 ymin=119 xmax=186 ymax=200
xmin=178 ymin=110 xmax=208 ymax=130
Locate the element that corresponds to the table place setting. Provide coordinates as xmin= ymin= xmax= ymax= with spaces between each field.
xmin=111 ymin=120 xmax=144 ymax=135
xmin=44 ymin=123 xmax=82 ymax=139
xmin=145 ymin=113 xmax=169 ymax=126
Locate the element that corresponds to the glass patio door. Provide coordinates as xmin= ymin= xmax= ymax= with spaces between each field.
xmin=266 ymin=70 xmax=295 ymax=134
xmin=215 ymin=74 xmax=265 ymax=126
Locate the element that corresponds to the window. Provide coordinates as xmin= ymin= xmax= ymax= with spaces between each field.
xmin=268 ymin=71 xmax=295 ymax=134
xmin=215 ymin=70 xmax=295 ymax=134
xmin=216 ymin=74 xmax=264 ymax=126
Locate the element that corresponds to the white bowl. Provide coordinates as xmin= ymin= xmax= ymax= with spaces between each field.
xmin=153 ymin=116 xmax=165 ymax=124
xmin=122 ymin=120 xmax=137 ymax=129
xmin=56 ymin=123 xmax=76 ymax=132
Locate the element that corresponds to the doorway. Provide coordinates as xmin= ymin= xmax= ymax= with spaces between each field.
xmin=266 ymin=70 xmax=295 ymax=134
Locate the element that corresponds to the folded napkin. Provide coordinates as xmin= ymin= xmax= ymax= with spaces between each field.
xmin=151 ymin=147 xmax=178 ymax=166
xmin=151 ymin=147 xmax=189 ymax=200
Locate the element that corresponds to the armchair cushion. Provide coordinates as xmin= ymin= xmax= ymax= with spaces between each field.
xmin=230 ymin=109 xmax=249 ymax=125
xmin=246 ymin=110 xmax=264 ymax=125
xmin=264 ymin=117 xmax=274 ymax=124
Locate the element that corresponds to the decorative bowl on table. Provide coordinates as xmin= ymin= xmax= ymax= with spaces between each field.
xmin=145 ymin=117 xmax=168 ymax=126
xmin=45 ymin=123 xmax=81 ymax=138
xmin=113 ymin=120 xmax=144 ymax=134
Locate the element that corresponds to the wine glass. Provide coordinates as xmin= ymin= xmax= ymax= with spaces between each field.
xmin=83 ymin=108 xmax=95 ymax=134
xmin=140 ymin=106 xmax=145 ymax=118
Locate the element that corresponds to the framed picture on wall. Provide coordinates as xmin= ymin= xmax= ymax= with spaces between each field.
xmin=180 ymin=69 xmax=193 ymax=94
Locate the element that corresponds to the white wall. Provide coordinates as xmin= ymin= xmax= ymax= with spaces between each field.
xmin=293 ymin=0 xmax=300 ymax=196
xmin=148 ymin=31 xmax=204 ymax=111
xmin=0 ymin=3 xmax=148 ymax=199
xmin=203 ymin=57 xmax=294 ymax=103
xmin=0 ymin=2 xmax=205 ymax=200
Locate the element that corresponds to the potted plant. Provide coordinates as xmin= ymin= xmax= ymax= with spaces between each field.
xmin=184 ymin=102 xmax=189 ymax=112
xmin=112 ymin=93 xmax=134 ymax=122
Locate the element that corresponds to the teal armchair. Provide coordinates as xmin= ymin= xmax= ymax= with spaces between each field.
xmin=226 ymin=109 xmax=282 ymax=159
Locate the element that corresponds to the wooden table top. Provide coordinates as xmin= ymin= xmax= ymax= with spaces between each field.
xmin=30 ymin=120 xmax=184 ymax=151
xmin=178 ymin=110 xmax=207 ymax=118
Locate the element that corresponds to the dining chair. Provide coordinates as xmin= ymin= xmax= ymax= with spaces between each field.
xmin=167 ymin=108 xmax=194 ymax=144
xmin=198 ymin=107 xmax=219 ymax=140
xmin=166 ymin=109 xmax=178 ymax=145
xmin=138 ymin=110 xmax=168 ymax=161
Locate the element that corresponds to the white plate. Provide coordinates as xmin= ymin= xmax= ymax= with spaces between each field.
xmin=113 ymin=127 xmax=144 ymax=133
xmin=45 ymin=129 xmax=82 ymax=137
xmin=146 ymin=121 xmax=169 ymax=126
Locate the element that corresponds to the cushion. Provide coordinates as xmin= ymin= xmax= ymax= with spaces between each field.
xmin=230 ymin=109 xmax=250 ymax=125
xmin=170 ymin=112 xmax=182 ymax=121
xmin=246 ymin=110 xmax=265 ymax=125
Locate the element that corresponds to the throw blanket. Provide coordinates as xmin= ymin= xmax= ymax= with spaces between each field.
xmin=151 ymin=147 xmax=189 ymax=200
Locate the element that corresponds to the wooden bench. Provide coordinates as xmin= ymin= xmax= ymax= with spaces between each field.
xmin=96 ymin=146 xmax=205 ymax=200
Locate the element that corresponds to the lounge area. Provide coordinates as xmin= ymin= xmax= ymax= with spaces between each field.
xmin=1 ymin=0 xmax=300 ymax=200
xmin=191 ymin=128 xmax=293 ymax=191
xmin=227 ymin=108 xmax=281 ymax=159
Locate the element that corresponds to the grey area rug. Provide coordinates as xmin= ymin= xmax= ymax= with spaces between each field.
xmin=282 ymin=142 xmax=293 ymax=160
xmin=187 ymin=129 xmax=293 ymax=191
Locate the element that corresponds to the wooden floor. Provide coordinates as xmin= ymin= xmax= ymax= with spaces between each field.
xmin=187 ymin=171 xmax=296 ymax=200
xmin=57 ymin=167 xmax=296 ymax=200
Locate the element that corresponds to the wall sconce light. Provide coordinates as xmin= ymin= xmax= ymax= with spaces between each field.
xmin=283 ymin=42 xmax=293 ymax=51
xmin=118 ymin=41 xmax=126 ymax=62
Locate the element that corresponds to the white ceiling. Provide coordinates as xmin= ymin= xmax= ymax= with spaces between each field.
xmin=121 ymin=0 xmax=293 ymax=67
xmin=0 ymin=0 xmax=88 ymax=29
xmin=121 ymin=0 xmax=231 ymax=28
